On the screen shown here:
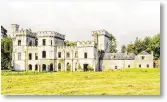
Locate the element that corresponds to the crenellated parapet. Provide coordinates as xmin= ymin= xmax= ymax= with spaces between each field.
xmin=37 ymin=31 xmax=65 ymax=40
xmin=14 ymin=27 xmax=36 ymax=38
xmin=57 ymin=46 xmax=77 ymax=50
xmin=91 ymin=29 xmax=111 ymax=38
xmin=77 ymin=41 xmax=95 ymax=47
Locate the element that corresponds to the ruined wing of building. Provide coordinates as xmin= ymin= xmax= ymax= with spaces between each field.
xmin=11 ymin=24 xmax=153 ymax=72
xmin=1 ymin=26 xmax=7 ymax=37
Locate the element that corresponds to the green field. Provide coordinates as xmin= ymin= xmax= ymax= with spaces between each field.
xmin=1 ymin=68 xmax=160 ymax=95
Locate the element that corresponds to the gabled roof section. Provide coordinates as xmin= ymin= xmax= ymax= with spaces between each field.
xmin=138 ymin=51 xmax=150 ymax=55
xmin=103 ymin=52 xmax=136 ymax=60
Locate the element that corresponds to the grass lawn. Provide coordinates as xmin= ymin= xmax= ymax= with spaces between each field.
xmin=1 ymin=68 xmax=160 ymax=95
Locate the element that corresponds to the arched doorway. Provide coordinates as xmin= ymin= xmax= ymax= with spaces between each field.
xmin=29 ymin=64 xmax=32 ymax=70
xmin=83 ymin=63 xmax=88 ymax=72
xmin=58 ymin=63 xmax=61 ymax=71
xmin=42 ymin=64 xmax=46 ymax=71
xmin=50 ymin=63 xmax=53 ymax=71
xmin=35 ymin=64 xmax=38 ymax=71
xmin=75 ymin=62 xmax=77 ymax=71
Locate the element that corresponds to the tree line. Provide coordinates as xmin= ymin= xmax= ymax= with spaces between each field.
xmin=120 ymin=33 xmax=160 ymax=60
xmin=1 ymin=33 xmax=160 ymax=70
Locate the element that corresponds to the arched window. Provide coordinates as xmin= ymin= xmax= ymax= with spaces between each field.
xmin=128 ymin=65 xmax=130 ymax=68
xmin=42 ymin=51 xmax=46 ymax=58
xmin=42 ymin=64 xmax=46 ymax=71
xmin=35 ymin=64 xmax=38 ymax=70
xmin=67 ymin=62 xmax=69 ymax=66
xmin=147 ymin=64 xmax=149 ymax=68
xmin=29 ymin=53 xmax=32 ymax=60
xmin=58 ymin=63 xmax=61 ymax=71
xmin=50 ymin=63 xmax=53 ymax=71
xmin=29 ymin=41 xmax=32 ymax=46
xmin=35 ymin=39 xmax=38 ymax=46
xmin=29 ymin=64 xmax=32 ymax=70
xmin=75 ymin=51 xmax=78 ymax=58
xmin=18 ymin=52 xmax=21 ymax=60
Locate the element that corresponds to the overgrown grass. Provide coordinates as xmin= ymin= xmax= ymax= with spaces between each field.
xmin=1 ymin=68 xmax=160 ymax=95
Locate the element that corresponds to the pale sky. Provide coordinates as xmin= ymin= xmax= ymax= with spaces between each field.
xmin=0 ymin=0 xmax=160 ymax=51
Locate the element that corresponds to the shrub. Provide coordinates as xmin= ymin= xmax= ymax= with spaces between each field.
xmin=78 ymin=63 xmax=82 ymax=71
xmin=67 ymin=64 xmax=71 ymax=71
xmin=87 ymin=65 xmax=94 ymax=71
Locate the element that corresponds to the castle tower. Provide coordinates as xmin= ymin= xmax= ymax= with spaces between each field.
xmin=11 ymin=24 xmax=19 ymax=38
xmin=92 ymin=29 xmax=111 ymax=52
xmin=37 ymin=31 xmax=65 ymax=72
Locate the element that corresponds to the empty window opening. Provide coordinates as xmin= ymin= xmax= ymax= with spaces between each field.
xmin=29 ymin=53 xmax=32 ymax=60
xmin=29 ymin=64 xmax=32 ymax=70
xmin=42 ymin=51 xmax=46 ymax=58
xmin=58 ymin=52 xmax=61 ymax=58
xmin=42 ymin=39 xmax=46 ymax=45
xmin=18 ymin=40 xmax=21 ymax=46
xmin=84 ymin=52 xmax=87 ymax=58
xmin=66 ymin=52 xmax=70 ymax=58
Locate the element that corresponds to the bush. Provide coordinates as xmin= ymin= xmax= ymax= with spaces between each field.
xmin=87 ymin=65 xmax=94 ymax=71
xmin=78 ymin=64 xmax=82 ymax=71
xmin=67 ymin=64 xmax=71 ymax=71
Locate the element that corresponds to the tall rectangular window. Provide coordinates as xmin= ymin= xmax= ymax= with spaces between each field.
xmin=75 ymin=52 xmax=78 ymax=58
xmin=58 ymin=52 xmax=61 ymax=58
xmin=84 ymin=52 xmax=87 ymax=58
xmin=35 ymin=53 xmax=38 ymax=60
xmin=29 ymin=53 xmax=32 ymax=60
xmin=66 ymin=52 xmax=70 ymax=58
xmin=51 ymin=40 xmax=52 ymax=45
xmin=18 ymin=40 xmax=21 ymax=46
xmin=42 ymin=51 xmax=46 ymax=58
xmin=42 ymin=39 xmax=46 ymax=45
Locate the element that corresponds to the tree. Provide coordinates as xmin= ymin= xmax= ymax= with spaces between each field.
xmin=126 ymin=33 xmax=160 ymax=60
xmin=121 ymin=45 xmax=126 ymax=53
xmin=127 ymin=43 xmax=135 ymax=53
xmin=67 ymin=64 xmax=71 ymax=71
xmin=87 ymin=65 xmax=94 ymax=71
xmin=64 ymin=40 xmax=77 ymax=46
xmin=134 ymin=37 xmax=144 ymax=55
xmin=1 ymin=36 xmax=13 ymax=70
xmin=78 ymin=63 xmax=82 ymax=71
xmin=150 ymin=33 xmax=160 ymax=59
xmin=109 ymin=34 xmax=117 ymax=53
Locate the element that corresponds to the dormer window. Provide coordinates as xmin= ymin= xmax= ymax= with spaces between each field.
xmin=18 ymin=40 xmax=21 ymax=46
xmin=141 ymin=56 xmax=145 ymax=60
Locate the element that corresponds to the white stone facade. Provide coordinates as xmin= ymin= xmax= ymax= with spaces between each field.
xmin=11 ymin=24 xmax=154 ymax=72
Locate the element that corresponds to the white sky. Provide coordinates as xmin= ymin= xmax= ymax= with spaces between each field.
xmin=0 ymin=0 xmax=160 ymax=51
